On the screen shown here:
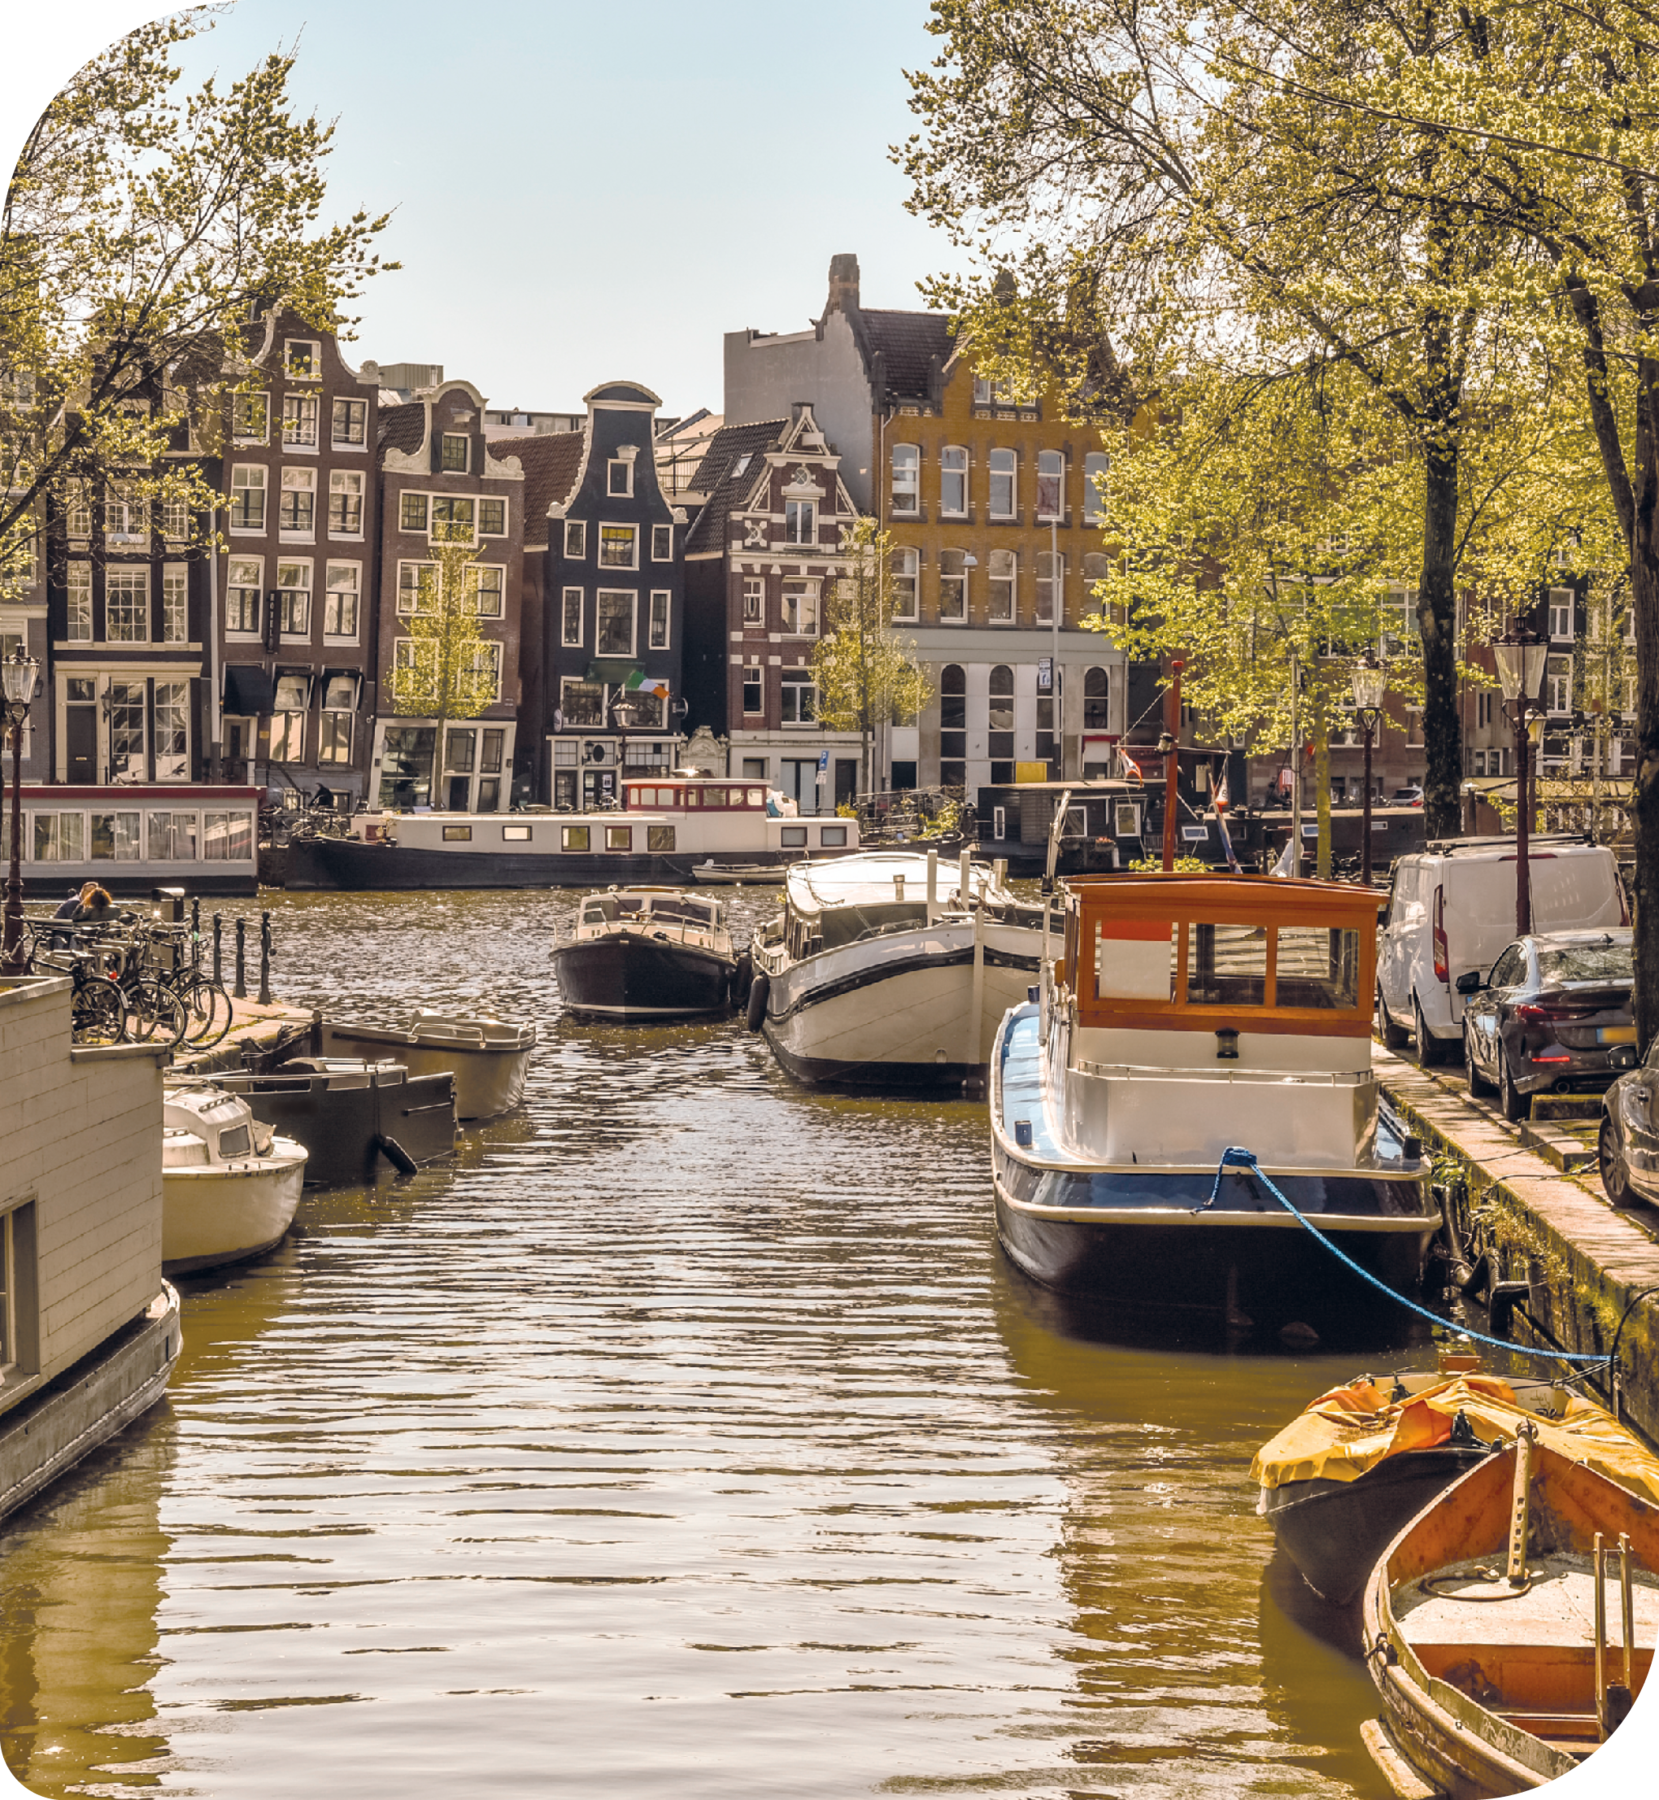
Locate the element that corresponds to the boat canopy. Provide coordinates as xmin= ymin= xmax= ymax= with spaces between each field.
xmin=580 ymin=890 xmax=725 ymax=929
xmin=1063 ymin=874 xmax=1380 ymax=1038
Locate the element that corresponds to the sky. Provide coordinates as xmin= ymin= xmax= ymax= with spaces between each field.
xmin=1 ymin=0 xmax=963 ymax=420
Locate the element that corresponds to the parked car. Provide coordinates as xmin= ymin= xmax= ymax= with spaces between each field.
xmin=1458 ymin=930 xmax=1635 ymax=1120
xmin=1375 ymin=838 xmax=1627 ymax=1067
xmin=1391 ymin=785 xmax=1425 ymax=807
xmin=1599 ymin=1051 xmax=1659 ymax=1206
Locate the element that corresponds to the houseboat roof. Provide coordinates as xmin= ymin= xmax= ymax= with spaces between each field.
xmin=786 ymin=850 xmax=980 ymax=914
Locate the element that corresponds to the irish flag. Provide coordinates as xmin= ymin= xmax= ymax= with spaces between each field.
xmin=624 ymin=669 xmax=669 ymax=701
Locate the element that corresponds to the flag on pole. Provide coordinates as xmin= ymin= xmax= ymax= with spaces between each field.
xmin=1119 ymin=748 xmax=1143 ymax=782
xmin=624 ymin=669 xmax=669 ymax=701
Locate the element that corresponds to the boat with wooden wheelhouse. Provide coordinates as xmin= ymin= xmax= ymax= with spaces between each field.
xmin=1362 ymin=1427 xmax=1657 ymax=1795
xmin=990 ymin=875 xmax=1436 ymax=1326
xmin=551 ymin=888 xmax=740 ymax=1020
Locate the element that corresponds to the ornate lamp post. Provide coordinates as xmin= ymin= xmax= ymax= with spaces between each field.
xmin=1492 ymin=629 xmax=1549 ymax=935
xmin=1350 ymin=656 xmax=1386 ymax=886
xmin=1 ymin=646 xmax=41 ymax=976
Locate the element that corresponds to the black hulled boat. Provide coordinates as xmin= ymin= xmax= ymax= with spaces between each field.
xmin=552 ymin=888 xmax=740 ymax=1020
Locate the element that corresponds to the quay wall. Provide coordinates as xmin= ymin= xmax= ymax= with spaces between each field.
xmin=0 ymin=978 xmax=167 ymax=1414
xmin=1376 ymin=1046 xmax=1659 ymax=1446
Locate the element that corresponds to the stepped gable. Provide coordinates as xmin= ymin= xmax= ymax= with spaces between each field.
xmin=682 ymin=420 xmax=786 ymax=557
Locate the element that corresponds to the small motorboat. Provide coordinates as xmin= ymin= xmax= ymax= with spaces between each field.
xmin=551 ymin=888 xmax=740 ymax=1020
xmin=990 ymin=873 xmax=1438 ymax=1323
xmin=1363 ymin=1428 xmax=1658 ymax=1794
xmin=1255 ymin=1366 xmax=1659 ymax=1605
xmin=690 ymin=859 xmax=791 ymax=886
xmin=162 ymin=1087 xmax=307 ymax=1275
xmin=319 ymin=1013 xmax=535 ymax=1120
xmin=191 ymin=1058 xmax=456 ymax=1185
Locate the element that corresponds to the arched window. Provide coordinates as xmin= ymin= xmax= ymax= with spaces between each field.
xmin=988 ymin=448 xmax=1016 ymax=520
xmin=891 ymin=546 xmax=919 ymax=621
xmin=1084 ymin=666 xmax=1110 ymax=730
xmin=940 ymin=446 xmax=968 ymax=517
xmin=941 ymin=663 xmax=967 ymax=694
xmin=941 ymin=663 xmax=966 ymax=735
xmin=988 ymin=549 xmax=1016 ymax=621
xmin=1036 ymin=448 xmax=1065 ymax=522
xmin=891 ymin=444 xmax=920 ymax=517
xmin=988 ymin=664 xmax=1015 ymax=734
xmin=939 ymin=549 xmax=968 ymax=622
xmin=1084 ymin=452 xmax=1110 ymax=524
xmin=989 ymin=663 xmax=1015 ymax=695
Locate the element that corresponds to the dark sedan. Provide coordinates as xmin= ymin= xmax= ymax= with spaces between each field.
xmin=1458 ymin=930 xmax=1636 ymax=1122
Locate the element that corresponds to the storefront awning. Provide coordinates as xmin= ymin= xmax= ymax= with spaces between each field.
xmin=222 ymin=664 xmax=274 ymax=715
xmin=586 ymin=660 xmax=639 ymax=686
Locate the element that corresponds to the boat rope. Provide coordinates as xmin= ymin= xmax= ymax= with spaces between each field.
xmin=1194 ymin=1147 xmax=1611 ymax=1367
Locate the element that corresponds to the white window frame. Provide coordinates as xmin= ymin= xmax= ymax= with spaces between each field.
xmin=780 ymin=579 xmax=819 ymax=638
xmin=741 ymin=665 xmax=763 ymax=715
xmin=105 ymin=479 xmax=145 ymax=545
xmin=153 ymin=679 xmax=190 ymax=781
xmin=987 ymin=548 xmax=1016 ymax=622
xmin=231 ymin=389 xmax=268 ymax=445
xmin=161 ymin=564 xmax=188 ymax=644
xmin=471 ymin=564 xmax=506 ymax=618
xmin=890 ymin=548 xmax=918 ymax=622
xmin=560 ymin=676 xmax=607 ymax=728
xmin=560 ymin=586 xmax=583 ymax=647
xmin=400 ymin=491 xmax=430 ymax=535
xmin=397 ymin=559 xmax=436 ymax=615
xmin=279 ymin=466 xmax=317 ymax=539
xmin=595 ymin=589 xmax=637 ymax=658
xmin=784 ymin=498 xmax=816 ymax=545
xmin=1547 ymin=587 xmax=1575 ymax=642
xmin=988 ymin=448 xmax=1017 ymax=520
xmin=1036 ymin=449 xmax=1065 ymax=523
xmin=329 ymin=469 xmax=365 ymax=538
xmin=1546 ymin=655 xmax=1572 ymax=717
xmin=230 ymin=464 xmax=267 ymax=534
xmin=1036 ymin=550 xmax=1065 ymax=624
xmin=651 ymin=523 xmax=672 ymax=561
xmin=160 ymin=489 xmax=189 ymax=544
xmin=431 ymin=496 xmax=476 ymax=544
xmin=276 ymin=559 xmax=312 ymax=638
xmin=479 ymin=497 xmax=508 ymax=538
xmin=331 ymin=395 xmax=368 ymax=449
xmin=284 ymin=338 xmax=321 ymax=381
xmin=323 ymin=561 xmax=361 ymax=640
xmin=105 ymin=567 xmax=150 ymax=643
xmin=890 ymin=444 xmax=920 ymax=517
xmin=282 ymin=392 xmax=319 ymax=451
xmin=940 ymin=445 xmax=968 ymax=518
xmin=780 ymin=670 xmax=817 ymax=726
xmin=226 ymin=556 xmax=263 ymax=637
xmin=938 ymin=550 xmax=968 ymax=624
xmin=742 ymin=577 xmax=763 ymax=624
xmin=1083 ymin=451 xmax=1109 ymax=525
xmin=440 ymin=432 xmax=470 ymax=475
xmin=607 ymin=458 xmax=634 ymax=498
xmin=598 ymin=523 xmax=639 ymax=570
xmin=65 ymin=561 xmax=92 ymax=642
xmin=564 ymin=519 xmax=587 ymax=559
xmin=648 ymin=589 xmax=671 ymax=650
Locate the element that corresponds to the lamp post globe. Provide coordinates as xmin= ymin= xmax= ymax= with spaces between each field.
xmin=1351 ymin=659 xmax=1385 ymax=886
xmin=1492 ymin=628 xmax=1548 ymax=934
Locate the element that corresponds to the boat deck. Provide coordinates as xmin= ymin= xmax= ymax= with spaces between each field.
xmin=998 ymin=1005 xmax=1083 ymax=1166
xmin=1394 ymin=1555 xmax=1659 ymax=1648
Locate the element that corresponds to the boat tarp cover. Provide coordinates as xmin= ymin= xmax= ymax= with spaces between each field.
xmin=1250 ymin=1375 xmax=1659 ymax=1505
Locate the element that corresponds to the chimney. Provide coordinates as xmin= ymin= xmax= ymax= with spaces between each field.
xmin=826 ymin=253 xmax=861 ymax=316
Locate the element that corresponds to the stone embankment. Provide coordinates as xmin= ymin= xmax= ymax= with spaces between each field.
xmin=171 ymin=996 xmax=315 ymax=1075
xmin=1375 ymin=1046 xmax=1659 ymax=1446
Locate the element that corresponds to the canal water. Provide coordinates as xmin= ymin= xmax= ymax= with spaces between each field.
xmin=0 ymin=890 xmax=1420 ymax=1799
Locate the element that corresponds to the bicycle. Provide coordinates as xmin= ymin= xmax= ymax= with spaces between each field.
xmin=22 ymin=924 xmax=128 ymax=1047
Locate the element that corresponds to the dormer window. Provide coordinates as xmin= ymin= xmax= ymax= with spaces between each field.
xmin=608 ymin=457 xmax=634 ymax=497
xmin=441 ymin=433 xmax=470 ymax=473
xmin=284 ymin=339 xmax=320 ymax=381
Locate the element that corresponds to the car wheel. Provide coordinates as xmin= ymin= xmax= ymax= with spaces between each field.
xmin=1414 ymin=998 xmax=1447 ymax=1068
xmin=1376 ymin=987 xmax=1409 ymax=1051
xmin=1601 ymin=1113 xmax=1637 ymax=1206
xmin=1498 ymin=1049 xmax=1530 ymax=1122
xmin=1465 ymin=1025 xmax=1495 ymax=1097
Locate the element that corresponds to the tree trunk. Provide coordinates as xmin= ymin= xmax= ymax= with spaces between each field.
xmin=1417 ymin=439 xmax=1462 ymax=839
xmin=1314 ymin=722 xmax=1331 ymax=879
xmin=1631 ymin=345 xmax=1659 ymax=1055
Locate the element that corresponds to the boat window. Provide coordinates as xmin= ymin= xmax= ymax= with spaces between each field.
xmin=1094 ymin=919 xmax=1180 ymax=1002
xmin=563 ymin=826 xmax=590 ymax=851
xmin=1187 ymin=923 xmax=1268 ymax=1006
xmin=503 ymin=825 xmax=531 ymax=841
xmin=607 ymin=827 xmax=631 ymax=851
xmin=1274 ymin=927 xmax=1361 ymax=1009
xmin=443 ymin=825 xmax=472 ymax=842
xmin=648 ymin=826 xmax=675 ymax=853
xmin=781 ymin=826 xmax=808 ymax=847
xmin=746 ymin=787 xmax=765 ymax=807
xmin=218 ymin=1125 xmax=251 ymax=1158
xmin=820 ymin=826 xmax=848 ymax=847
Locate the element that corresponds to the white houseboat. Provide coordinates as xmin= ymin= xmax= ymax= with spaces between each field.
xmin=748 ymin=850 xmax=1044 ymax=1090
xmin=11 ymin=784 xmax=261 ymax=898
xmin=990 ymin=875 xmax=1437 ymax=1326
xmin=0 ymin=974 xmax=180 ymax=1522
xmin=282 ymin=776 xmax=860 ymax=890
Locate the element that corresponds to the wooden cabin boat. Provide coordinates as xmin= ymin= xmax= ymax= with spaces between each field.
xmin=161 ymin=1087 xmax=308 ymax=1274
xmin=551 ymin=889 xmax=739 ymax=1020
xmin=283 ymin=778 xmax=859 ymax=891
xmin=990 ymin=875 xmax=1436 ymax=1324
xmin=1255 ymin=1369 xmax=1659 ymax=1606
xmin=187 ymin=1060 xmax=456 ymax=1185
xmin=749 ymin=849 xmax=1044 ymax=1090
xmin=1362 ymin=1430 xmax=1658 ymax=1795
xmin=318 ymin=1013 xmax=535 ymax=1120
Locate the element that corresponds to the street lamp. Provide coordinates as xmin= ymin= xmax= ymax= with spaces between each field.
xmin=1350 ymin=656 xmax=1386 ymax=886
xmin=1 ymin=646 xmax=41 ymax=977
xmin=1492 ymin=629 xmax=1549 ymax=934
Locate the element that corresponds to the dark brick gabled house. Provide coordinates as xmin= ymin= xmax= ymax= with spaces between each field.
xmin=371 ymin=380 xmax=526 ymax=812
xmin=681 ymin=405 xmax=864 ymax=811
xmin=501 ymin=382 xmax=685 ymax=810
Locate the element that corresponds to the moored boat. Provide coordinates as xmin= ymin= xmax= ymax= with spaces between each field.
xmin=990 ymin=874 xmax=1438 ymax=1325
xmin=749 ymin=849 xmax=1043 ymax=1090
xmin=690 ymin=859 xmax=791 ymax=885
xmin=1254 ymin=1368 xmax=1659 ymax=1605
xmin=319 ymin=1012 xmax=535 ymax=1120
xmin=551 ymin=889 xmax=739 ymax=1020
xmin=162 ymin=1087 xmax=308 ymax=1275
xmin=1362 ymin=1429 xmax=1658 ymax=1794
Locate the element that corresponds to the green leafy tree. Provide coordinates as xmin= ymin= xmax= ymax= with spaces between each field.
xmin=389 ymin=533 xmax=499 ymax=788
xmin=812 ymin=521 xmax=932 ymax=795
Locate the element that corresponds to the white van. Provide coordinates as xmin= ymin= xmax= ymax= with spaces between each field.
xmin=1376 ymin=838 xmax=1627 ymax=1062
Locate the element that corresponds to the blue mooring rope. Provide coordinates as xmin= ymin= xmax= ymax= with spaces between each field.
xmin=1194 ymin=1147 xmax=1610 ymax=1366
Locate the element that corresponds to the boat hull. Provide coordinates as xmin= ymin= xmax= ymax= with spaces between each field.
xmin=162 ymin=1155 xmax=305 ymax=1275
xmin=319 ymin=1024 xmax=530 ymax=1120
xmin=0 ymin=1285 xmax=181 ymax=1523
xmin=551 ymin=933 xmax=734 ymax=1019
xmin=1261 ymin=1448 xmax=1491 ymax=1605
xmin=760 ymin=928 xmax=1040 ymax=1089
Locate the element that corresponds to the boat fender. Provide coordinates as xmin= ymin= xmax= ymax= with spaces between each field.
xmin=375 ymin=1133 xmax=418 ymax=1176
xmin=731 ymin=949 xmax=753 ymax=1005
xmin=745 ymin=970 xmax=770 ymax=1032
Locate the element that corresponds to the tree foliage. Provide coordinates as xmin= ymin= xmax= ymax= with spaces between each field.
xmin=389 ymin=533 xmax=499 ymax=738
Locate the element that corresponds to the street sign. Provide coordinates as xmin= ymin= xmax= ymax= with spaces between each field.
xmin=1036 ymin=656 xmax=1053 ymax=694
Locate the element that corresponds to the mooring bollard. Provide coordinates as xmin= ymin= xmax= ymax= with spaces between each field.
xmin=233 ymin=916 xmax=247 ymax=999
xmin=191 ymin=896 xmax=200 ymax=939
xmin=213 ymin=913 xmax=223 ymax=985
xmin=258 ymin=910 xmax=273 ymax=1007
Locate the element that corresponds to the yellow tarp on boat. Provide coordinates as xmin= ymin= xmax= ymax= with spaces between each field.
xmin=1251 ymin=1375 xmax=1659 ymax=1506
